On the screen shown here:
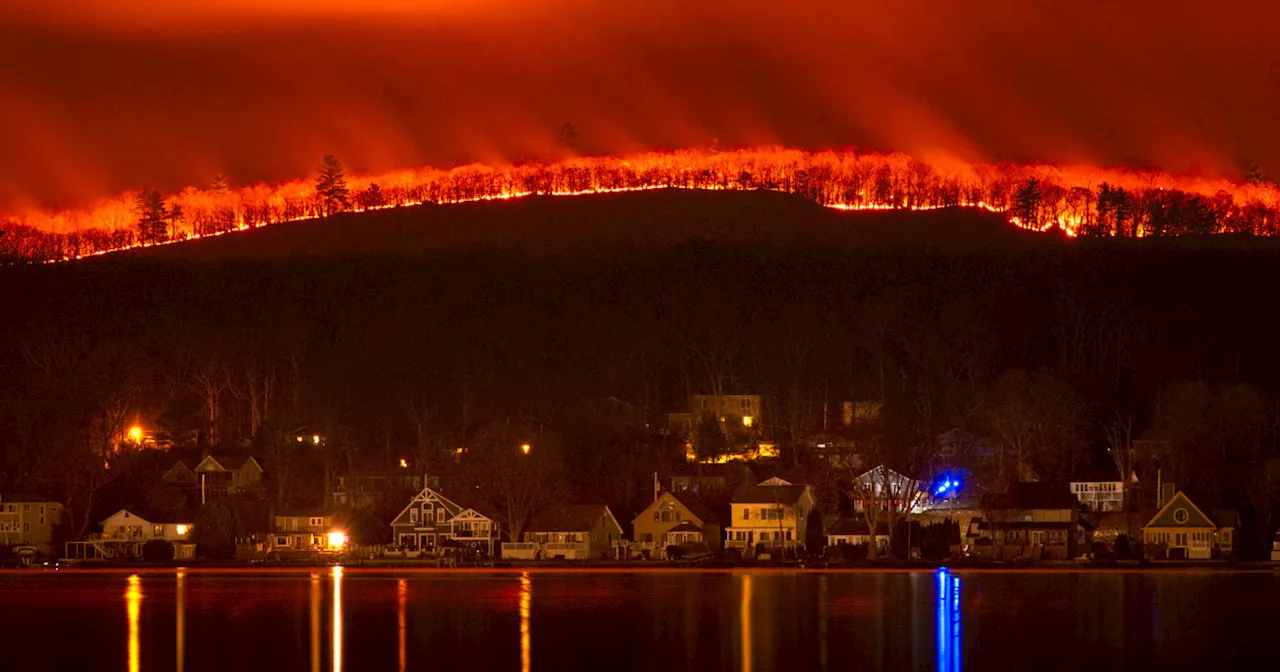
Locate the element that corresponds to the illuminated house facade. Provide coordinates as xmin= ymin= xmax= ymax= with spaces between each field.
xmin=390 ymin=484 xmax=502 ymax=556
xmin=631 ymin=491 xmax=722 ymax=559
xmin=1142 ymin=491 xmax=1236 ymax=560
xmin=724 ymin=477 xmax=816 ymax=557
xmin=65 ymin=508 xmax=196 ymax=561
xmin=268 ymin=513 xmax=345 ymax=556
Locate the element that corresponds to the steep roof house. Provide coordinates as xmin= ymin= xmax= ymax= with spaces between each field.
xmin=631 ymin=491 xmax=722 ymax=559
xmin=1142 ymin=491 xmax=1236 ymax=560
xmin=390 ymin=483 xmax=502 ymax=557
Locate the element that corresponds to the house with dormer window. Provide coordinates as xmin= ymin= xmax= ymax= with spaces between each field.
xmin=631 ymin=491 xmax=722 ymax=559
xmin=1142 ymin=491 xmax=1236 ymax=560
xmin=389 ymin=484 xmax=502 ymax=557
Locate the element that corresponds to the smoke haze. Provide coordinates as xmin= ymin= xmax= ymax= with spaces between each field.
xmin=2 ymin=0 xmax=1276 ymax=211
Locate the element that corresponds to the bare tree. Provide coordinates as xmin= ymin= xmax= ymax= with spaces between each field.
xmin=463 ymin=422 xmax=565 ymax=541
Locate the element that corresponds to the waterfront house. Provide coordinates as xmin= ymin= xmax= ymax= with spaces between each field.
xmin=971 ymin=483 xmax=1083 ymax=560
xmin=631 ymin=491 xmax=722 ymax=559
xmin=65 ymin=508 xmax=196 ymax=561
xmin=1142 ymin=491 xmax=1235 ymax=560
xmin=504 ymin=505 xmax=623 ymax=560
xmin=0 ymin=496 xmax=63 ymax=556
xmin=389 ymin=484 xmax=502 ymax=557
xmin=826 ymin=518 xmax=890 ymax=552
xmin=267 ymin=512 xmax=344 ymax=556
xmin=724 ymin=477 xmax=816 ymax=557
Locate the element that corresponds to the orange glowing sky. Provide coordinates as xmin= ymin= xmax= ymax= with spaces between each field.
xmin=1 ymin=0 xmax=1277 ymax=213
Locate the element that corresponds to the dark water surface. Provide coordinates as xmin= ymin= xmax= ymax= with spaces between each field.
xmin=0 ymin=568 xmax=1274 ymax=671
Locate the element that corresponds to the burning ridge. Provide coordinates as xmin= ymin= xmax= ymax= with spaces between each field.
xmin=3 ymin=146 xmax=1279 ymax=263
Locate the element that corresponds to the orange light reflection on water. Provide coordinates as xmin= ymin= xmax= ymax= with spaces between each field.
xmin=520 ymin=572 xmax=532 ymax=672
xmin=125 ymin=574 xmax=142 ymax=672
xmin=397 ymin=578 xmax=407 ymax=672
xmin=176 ymin=571 xmax=186 ymax=672
xmin=310 ymin=572 xmax=321 ymax=672
xmin=332 ymin=566 xmax=343 ymax=672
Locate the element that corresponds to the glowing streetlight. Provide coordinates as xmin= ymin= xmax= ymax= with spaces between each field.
xmin=312 ymin=435 xmax=321 ymax=445
xmin=399 ymin=458 xmax=408 ymax=468
xmin=520 ymin=443 xmax=531 ymax=455
xmin=128 ymin=426 xmax=143 ymax=443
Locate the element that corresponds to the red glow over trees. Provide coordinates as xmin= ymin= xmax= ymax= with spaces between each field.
xmin=3 ymin=146 xmax=1279 ymax=263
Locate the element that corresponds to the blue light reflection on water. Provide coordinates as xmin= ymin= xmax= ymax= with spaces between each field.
xmin=936 ymin=569 xmax=962 ymax=672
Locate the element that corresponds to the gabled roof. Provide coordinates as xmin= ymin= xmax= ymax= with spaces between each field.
xmin=162 ymin=462 xmax=198 ymax=482
xmin=389 ymin=484 xmax=498 ymax=529
xmin=1143 ymin=491 xmax=1217 ymax=529
xmin=731 ymin=480 xmax=809 ymax=505
xmin=667 ymin=521 xmax=703 ymax=533
xmin=102 ymin=508 xmax=194 ymax=526
xmin=195 ymin=454 xmax=263 ymax=472
xmin=528 ymin=505 xmax=620 ymax=533
xmin=982 ymin=483 xmax=1078 ymax=510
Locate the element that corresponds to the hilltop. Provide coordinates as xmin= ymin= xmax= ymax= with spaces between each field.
xmin=110 ymin=188 xmax=1044 ymax=262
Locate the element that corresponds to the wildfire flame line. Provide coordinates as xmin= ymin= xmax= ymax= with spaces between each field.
xmin=3 ymin=146 xmax=1279 ymax=263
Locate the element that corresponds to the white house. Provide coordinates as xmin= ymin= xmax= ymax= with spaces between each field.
xmin=66 ymin=509 xmax=196 ymax=561
xmin=100 ymin=509 xmax=193 ymax=542
xmin=1069 ymin=474 xmax=1125 ymax=512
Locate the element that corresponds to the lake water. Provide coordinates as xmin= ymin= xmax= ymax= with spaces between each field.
xmin=0 ymin=568 xmax=1275 ymax=671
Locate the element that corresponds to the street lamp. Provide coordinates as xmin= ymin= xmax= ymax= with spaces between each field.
xmin=520 ymin=443 xmax=531 ymax=455
xmin=128 ymin=426 xmax=143 ymax=443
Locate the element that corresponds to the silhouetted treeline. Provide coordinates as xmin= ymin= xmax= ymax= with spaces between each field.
xmin=4 ymin=148 xmax=1279 ymax=263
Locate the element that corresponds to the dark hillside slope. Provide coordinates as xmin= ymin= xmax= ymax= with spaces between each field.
xmin=116 ymin=189 xmax=1040 ymax=261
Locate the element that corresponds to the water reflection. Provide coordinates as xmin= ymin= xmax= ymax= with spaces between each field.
xmin=310 ymin=573 xmax=321 ymax=672
xmin=397 ymin=579 xmax=407 ymax=672
xmin=125 ymin=574 xmax=142 ymax=672
xmin=519 ymin=572 xmax=532 ymax=672
xmin=176 ymin=571 xmax=186 ymax=672
xmin=818 ymin=575 xmax=828 ymax=672
xmin=739 ymin=573 xmax=753 ymax=672
xmin=332 ymin=566 xmax=344 ymax=672
xmin=936 ymin=570 xmax=962 ymax=672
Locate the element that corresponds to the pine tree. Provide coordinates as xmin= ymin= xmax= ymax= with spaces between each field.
xmin=136 ymin=189 xmax=169 ymax=244
xmin=315 ymin=155 xmax=350 ymax=216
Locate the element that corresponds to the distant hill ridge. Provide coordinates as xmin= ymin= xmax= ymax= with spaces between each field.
xmin=116 ymin=188 xmax=1039 ymax=262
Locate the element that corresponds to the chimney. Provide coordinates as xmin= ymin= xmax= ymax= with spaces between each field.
xmin=1160 ymin=483 xmax=1175 ymax=508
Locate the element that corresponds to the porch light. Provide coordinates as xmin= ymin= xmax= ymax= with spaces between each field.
xmin=128 ymin=426 xmax=143 ymax=442
xmin=742 ymin=415 xmax=754 ymax=427
xmin=520 ymin=443 xmax=531 ymax=455
xmin=399 ymin=458 xmax=408 ymax=468
xmin=176 ymin=524 xmax=189 ymax=536
xmin=327 ymin=531 xmax=348 ymax=549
